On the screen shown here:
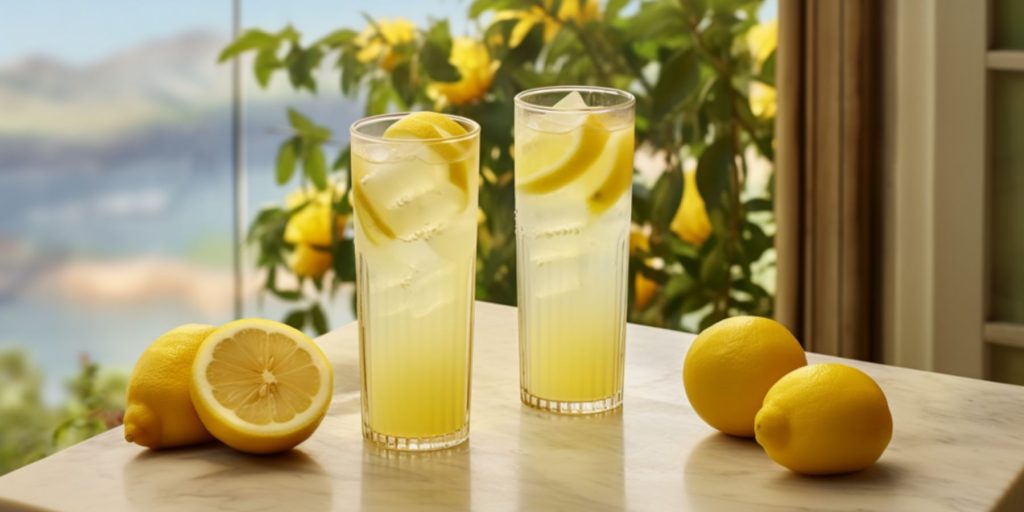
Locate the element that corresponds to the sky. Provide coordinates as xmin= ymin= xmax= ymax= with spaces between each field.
xmin=0 ymin=0 xmax=471 ymax=65
xmin=0 ymin=0 xmax=776 ymax=66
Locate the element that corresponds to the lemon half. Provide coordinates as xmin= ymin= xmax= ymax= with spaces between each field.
xmin=190 ymin=318 xmax=333 ymax=454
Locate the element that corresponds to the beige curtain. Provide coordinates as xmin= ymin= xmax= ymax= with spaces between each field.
xmin=775 ymin=0 xmax=882 ymax=360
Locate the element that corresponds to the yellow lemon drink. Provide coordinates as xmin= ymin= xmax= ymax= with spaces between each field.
xmin=514 ymin=86 xmax=635 ymax=414
xmin=350 ymin=112 xmax=479 ymax=450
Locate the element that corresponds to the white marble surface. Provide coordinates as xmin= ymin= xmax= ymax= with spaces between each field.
xmin=1 ymin=302 xmax=1023 ymax=511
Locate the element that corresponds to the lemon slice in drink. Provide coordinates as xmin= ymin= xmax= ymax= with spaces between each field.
xmin=516 ymin=92 xmax=611 ymax=195
xmin=351 ymin=183 xmax=396 ymax=243
xmin=587 ymin=129 xmax=634 ymax=214
xmin=353 ymin=112 xmax=473 ymax=244
xmin=383 ymin=112 xmax=472 ymax=198
xmin=190 ymin=318 xmax=333 ymax=454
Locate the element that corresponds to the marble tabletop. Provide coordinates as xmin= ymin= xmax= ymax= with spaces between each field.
xmin=1 ymin=302 xmax=1023 ymax=511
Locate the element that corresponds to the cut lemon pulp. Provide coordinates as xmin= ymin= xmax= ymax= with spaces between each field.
xmin=190 ymin=318 xmax=333 ymax=454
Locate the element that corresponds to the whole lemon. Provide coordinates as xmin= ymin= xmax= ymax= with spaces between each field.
xmin=670 ymin=169 xmax=712 ymax=247
xmin=289 ymin=244 xmax=333 ymax=279
xmin=124 ymin=324 xmax=217 ymax=449
xmin=683 ymin=316 xmax=806 ymax=437
xmin=755 ymin=363 xmax=893 ymax=475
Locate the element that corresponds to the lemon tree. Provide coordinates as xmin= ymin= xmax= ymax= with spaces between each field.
xmin=224 ymin=0 xmax=777 ymax=335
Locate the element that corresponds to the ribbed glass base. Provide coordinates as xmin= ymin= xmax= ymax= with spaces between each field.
xmin=362 ymin=423 xmax=469 ymax=451
xmin=520 ymin=388 xmax=623 ymax=415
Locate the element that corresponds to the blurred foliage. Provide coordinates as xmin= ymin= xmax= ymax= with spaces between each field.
xmin=0 ymin=350 xmax=126 ymax=476
xmin=223 ymin=0 xmax=777 ymax=334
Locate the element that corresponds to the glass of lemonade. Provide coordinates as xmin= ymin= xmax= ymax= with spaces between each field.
xmin=514 ymin=85 xmax=635 ymax=414
xmin=350 ymin=112 xmax=479 ymax=450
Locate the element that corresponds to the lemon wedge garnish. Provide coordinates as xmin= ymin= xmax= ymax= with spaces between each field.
xmin=586 ymin=129 xmax=634 ymax=213
xmin=350 ymin=179 xmax=396 ymax=242
xmin=352 ymin=112 xmax=473 ymax=245
xmin=190 ymin=318 xmax=333 ymax=454
xmin=516 ymin=92 xmax=611 ymax=195
xmin=383 ymin=112 xmax=472 ymax=198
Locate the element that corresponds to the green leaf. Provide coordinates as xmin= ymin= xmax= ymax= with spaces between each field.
xmin=315 ymin=28 xmax=358 ymax=48
xmin=287 ymin=108 xmax=332 ymax=140
xmin=339 ymin=47 xmax=363 ymax=96
xmin=698 ymin=309 xmax=727 ymax=332
xmin=759 ymin=49 xmax=777 ymax=86
xmin=390 ymin=61 xmax=414 ymax=107
xmin=662 ymin=272 xmax=696 ymax=297
xmin=253 ymin=47 xmax=280 ymax=88
xmin=708 ymin=0 xmax=743 ymax=12
xmin=649 ymin=169 xmax=683 ymax=228
xmin=333 ymin=238 xmax=356 ymax=281
xmin=248 ymin=207 xmax=287 ymax=242
xmin=732 ymin=88 xmax=761 ymax=137
xmin=270 ymin=288 xmax=303 ymax=301
xmin=303 ymin=142 xmax=328 ymax=190
xmin=631 ymin=181 xmax=652 ymax=224
xmin=469 ymin=0 xmax=528 ymax=18
xmin=744 ymin=197 xmax=772 ymax=212
xmin=679 ymin=0 xmax=707 ymax=14
xmin=681 ymin=291 xmax=709 ymax=314
xmin=696 ymin=138 xmax=732 ymax=210
xmin=707 ymin=207 xmax=729 ymax=238
xmin=667 ymin=235 xmax=701 ymax=259
xmin=622 ymin=1 xmax=687 ymax=42
xmin=276 ymin=137 xmax=301 ymax=185
xmin=285 ymin=45 xmax=322 ymax=92
xmin=734 ymin=278 xmax=770 ymax=300
xmin=366 ymin=81 xmax=394 ymax=115
xmin=283 ymin=309 xmax=307 ymax=330
xmin=700 ymin=241 xmax=729 ymax=287
xmin=334 ymin=189 xmax=354 ymax=215
xmin=309 ymin=303 xmax=329 ymax=335
xmin=653 ymin=49 xmax=700 ymax=117
xmin=705 ymin=78 xmax=734 ymax=123
xmin=743 ymin=220 xmax=773 ymax=262
xmin=421 ymin=21 xmax=461 ymax=82
xmin=287 ymin=107 xmax=315 ymax=132
xmin=277 ymin=25 xmax=301 ymax=42
xmin=218 ymin=29 xmax=277 ymax=62
xmin=605 ymin=0 xmax=631 ymax=21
